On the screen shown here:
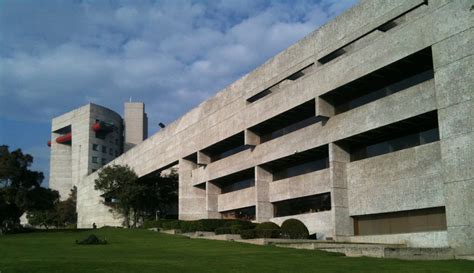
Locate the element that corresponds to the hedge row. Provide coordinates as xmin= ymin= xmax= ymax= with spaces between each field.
xmin=154 ymin=219 xmax=256 ymax=233
xmin=150 ymin=218 xmax=310 ymax=240
xmin=240 ymin=229 xmax=281 ymax=239
xmin=143 ymin=219 xmax=179 ymax=229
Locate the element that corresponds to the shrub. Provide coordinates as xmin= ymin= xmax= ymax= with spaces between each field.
xmin=240 ymin=229 xmax=256 ymax=239
xmin=76 ymin=234 xmax=107 ymax=245
xmin=255 ymin=229 xmax=280 ymax=238
xmin=180 ymin=221 xmax=203 ymax=233
xmin=227 ymin=220 xmax=256 ymax=230
xmin=215 ymin=227 xmax=232 ymax=235
xmin=255 ymin=221 xmax=280 ymax=231
xmin=240 ymin=228 xmax=280 ymax=239
xmin=162 ymin=220 xmax=182 ymax=230
xmin=196 ymin=219 xmax=224 ymax=232
xmin=215 ymin=225 xmax=243 ymax=235
xmin=143 ymin=219 xmax=179 ymax=229
xmin=281 ymin=219 xmax=309 ymax=239
xmin=66 ymin=224 xmax=77 ymax=229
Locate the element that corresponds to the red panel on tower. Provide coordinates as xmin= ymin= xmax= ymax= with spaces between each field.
xmin=56 ymin=132 xmax=72 ymax=144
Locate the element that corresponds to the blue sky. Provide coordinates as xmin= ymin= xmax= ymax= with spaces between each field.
xmin=0 ymin=0 xmax=358 ymax=187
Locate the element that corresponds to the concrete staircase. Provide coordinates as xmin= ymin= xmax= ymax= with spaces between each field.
xmin=274 ymin=241 xmax=455 ymax=260
xmin=156 ymin=229 xmax=456 ymax=260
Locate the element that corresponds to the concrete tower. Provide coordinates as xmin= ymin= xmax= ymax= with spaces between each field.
xmin=124 ymin=102 xmax=148 ymax=152
xmin=49 ymin=103 xmax=123 ymax=199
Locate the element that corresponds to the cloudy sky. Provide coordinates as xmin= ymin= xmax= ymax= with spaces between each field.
xmin=0 ymin=0 xmax=358 ymax=186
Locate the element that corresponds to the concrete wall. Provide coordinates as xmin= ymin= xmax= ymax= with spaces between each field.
xmin=348 ymin=231 xmax=449 ymax=248
xmin=74 ymin=0 xmax=474 ymax=256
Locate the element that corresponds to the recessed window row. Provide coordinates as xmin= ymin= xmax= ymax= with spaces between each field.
xmin=91 ymin=156 xmax=109 ymax=166
xmin=353 ymin=206 xmax=446 ymax=236
xmin=248 ymin=99 xmax=325 ymax=144
xmin=260 ymin=145 xmax=329 ymax=181
xmin=321 ymin=47 xmax=434 ymax=115
xmin=247 ymin=63 xmax=314 ymax=103
xmin=210 ymin=168 xmax=255 ymax=194
xmin=317 ymin=1 xmax=428 ymax=65
xmin=335 ymin=110 xmax=439 ymax=162
xmin=221 ymin=206 xmax=256 ymax=221
xmin=273 ymin=193 xmax=331 ymax=218
xmin=200 ymin=132 xmax=251 ymax=163
xmin=92 ymin=143 xmax=120 ymax=157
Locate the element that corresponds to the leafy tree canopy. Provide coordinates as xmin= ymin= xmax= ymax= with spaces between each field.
xmin=0 ymin=145 xmax=59 ymax=232
xmin=27 ymin=186 xmax=77 ymax=229
xmin=94 ymin=164 xmax=140 ymax=227
xmin=94 ymin=165 xmax=178 ymax=228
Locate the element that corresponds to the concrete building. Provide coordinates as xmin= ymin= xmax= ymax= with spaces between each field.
xmin=124 ymin=102 xmax=148 ymax=152
xmin=49 ymin=0 xmax=473 ymax=258
xmin=48 ymin=103 xmax=147 ymax=199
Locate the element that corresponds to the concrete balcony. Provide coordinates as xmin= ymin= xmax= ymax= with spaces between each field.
xmin=269 ymin=169 xmax=331 ymax=203
xmin=218 ymin=187 xmax=255 ymax=213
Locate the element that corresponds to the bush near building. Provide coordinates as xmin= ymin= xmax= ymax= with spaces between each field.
xmin=281 ymin=219 xmax=309 ymax=239
xmin=158 ymin=219 xmax=256 ymax=233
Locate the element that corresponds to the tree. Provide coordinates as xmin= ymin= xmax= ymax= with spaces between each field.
xmin=27 ymin=186 xmax=77 ymax=229
xmin=94 ymin=164 xmax=142 ymax=228
xmin=139 ymin=170 xmax=178 ymax=220
xmin=0 ymin=145 xmax=59 ymax=232
xmin=95 ymin=165 xmax=179 ymax=228
xmin=57 ymin=186 xmax=77 ymax=226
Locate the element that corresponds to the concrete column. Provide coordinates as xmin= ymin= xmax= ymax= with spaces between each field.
xmin=329 ymin=143 xmax=353 ymax=241
xmin=255 ymin=166 xmax=273 ymax=222
xmin=206 ymin=182 xmax=221 ymax=219
xmin=316 ymin=97 xmax=335 ymax=119
xmin=178 ymin=158 xmax=206 ymax=220
xmin=197 ymin=151 xmax=211 ymax=166
xmin=432 ymin=26 xmax=474 ymax=257
xmin=245 ymin=129 xmax=260 ymax=146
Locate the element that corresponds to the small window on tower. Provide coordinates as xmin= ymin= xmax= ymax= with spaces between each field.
xmin=102 ymin=146 xmax=107 ymax=153
xmin=92 ymin=144 xmax=98 ymax=151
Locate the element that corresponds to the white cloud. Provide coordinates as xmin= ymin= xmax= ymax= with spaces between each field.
xmin=0 ymin=0 xmax=359 ymax=129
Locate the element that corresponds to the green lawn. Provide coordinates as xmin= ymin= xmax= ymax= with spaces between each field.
xmin=0 ymin=228 xmax=472 ymax=273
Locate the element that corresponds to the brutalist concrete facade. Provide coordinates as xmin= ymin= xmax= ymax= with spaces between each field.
xmin=72 ymin=0 xmax=473 ymax=257
xmin=49 ymin=104 xmax=124 ymax=199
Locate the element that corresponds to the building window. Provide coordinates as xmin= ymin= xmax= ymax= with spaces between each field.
xmin=201 ymin=132 xmax=250 ymax=163
xmin=249 ymin=100 xmax=323 ymax=144
xmin=336 ymin=111 xmax=439 ymax=162
xmin=353 ymin=207 xmax=447 ymax=236
xmin=221 ymin=206 xmax=255 ymax=221
xmin=273 ymin=193 xmax=331 ymax=217
xmin=115 ymin=138 xmax=119 ymax=145
xmin=102 ymin=145 xmax=107 ymax=153
xmin=211 ymin=168 xmax=255 ymax=194
xmin=92 ymin=144 xmax=99 ymax=151
xmin=109 ymin=148 xmax=113 ymax=155
xmin=101 ymin=158 xmax=107 ymax=165
xmin=321 ymin=47 xmax=434 ymax=114
xmin=260 ymin=145 xmax=329 ymax=181
xmin=115 ymin=150 xmax=119 ymax=157
xmin=92 ymin=156 xmax=98 ymax=164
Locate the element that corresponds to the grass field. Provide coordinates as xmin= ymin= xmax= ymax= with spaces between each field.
xmin=0 ymin=228 xmax=472 ymax=273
